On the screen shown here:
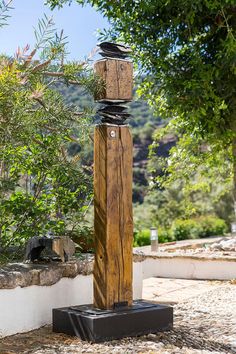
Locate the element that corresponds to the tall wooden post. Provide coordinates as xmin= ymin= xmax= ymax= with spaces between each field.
xmin=94 ymin=125 xmax=133 ymax=309
xmin=93 ymin=52 xmax=134 ymax=309
xmin=53 ymin=44 xmax=173 ymax=341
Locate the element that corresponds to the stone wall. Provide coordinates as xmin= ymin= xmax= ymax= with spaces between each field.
xmin=0 ymin=254 xmax=143 ymax=290
xmin=0 ymin=255 xmax=143 ymax=337
xmin=0 ymin=255 xmax=93 ymax=289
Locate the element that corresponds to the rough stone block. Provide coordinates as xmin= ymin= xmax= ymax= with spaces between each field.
xmin=25 ymin=236 xmax=75 ymax=262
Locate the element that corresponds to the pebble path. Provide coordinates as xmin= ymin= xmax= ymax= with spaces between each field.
xmin=0 ymin=281 xmax=235 ymax=354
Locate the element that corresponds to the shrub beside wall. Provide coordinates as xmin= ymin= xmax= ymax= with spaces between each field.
xmin=134 ymin=216 xmax=228 ymax=246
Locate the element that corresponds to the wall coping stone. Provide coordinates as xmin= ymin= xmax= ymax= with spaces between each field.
xmin=2 ymin=246 xmax=234 ymax=290
xmin=133 ymin=248 xmax=236 ymax=262
xmin=0 ymin=253 xmax=143 ymax=290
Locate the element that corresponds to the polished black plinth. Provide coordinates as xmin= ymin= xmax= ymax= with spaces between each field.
xmin=52 ymin=300 xmax=173 ymax=343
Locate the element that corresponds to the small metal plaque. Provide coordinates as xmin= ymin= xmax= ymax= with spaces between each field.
xmin=110 ymin=130 xmax=116 ymax=138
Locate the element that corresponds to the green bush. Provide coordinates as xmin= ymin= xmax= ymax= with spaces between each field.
xmin=0 ymin=16 xmax=98 ymax=257
xmin=133 ymin=215 xmax=227 ymax=247
xmin=171 ymin=216 xmax=227 ymax=241
xmin=70 ymin=225 xmax=94 ymax=253
xmin=171 ymin=219 xmax=201 ymax=241
xmin=133 ymin=227 xmax=173 ymax=247
xmin=196 ymin=216 xmax=228 ymax=238
xmin=133 ymin=229 xmax=150 ymax=247
xmin=158 ymin=228 xmax=174 ymax=243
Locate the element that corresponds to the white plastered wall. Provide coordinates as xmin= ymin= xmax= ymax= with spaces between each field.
xmin=142 ymin=257 xmax=236 ymax=281
xmin=0 ymin=262 xmax=142 ymax=338
xmin=1 ymin=256 xmax=235 ymax=337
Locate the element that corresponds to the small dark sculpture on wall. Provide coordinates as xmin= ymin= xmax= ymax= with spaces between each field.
xmin=25 ymin=236 xmax=75 ymax=262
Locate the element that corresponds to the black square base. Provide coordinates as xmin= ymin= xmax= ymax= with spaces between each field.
xmin=52 ymin=300 xmax=173 ymax=343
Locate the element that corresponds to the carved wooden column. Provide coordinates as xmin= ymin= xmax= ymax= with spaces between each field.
xmin=94 ymin=125 xmax=133 ymax=309
xmin=52 ymin=43 xmax=173 ymax=342
xmin=93 ymin=44 xmax=133 ymax=309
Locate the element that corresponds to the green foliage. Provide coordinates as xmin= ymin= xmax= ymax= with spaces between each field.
xmin=172 ymin=219 xmax=202 ymax=241
xmin=133 ymin=228 xmax=150 ymax=247
xmin=0 ymin=0 xmax=13 ymax=28
xmin=48 ymin=0 xmax=236 ymax=134
xmin=158 ymin=228 xmax=173 ymax=244
xmin=0 ymin=13 xmax=99 ymax=256
xmin=148 ymin=123 xmax=235 ymax=225
xmin=69 ymin=224 xmax=94 ymax=253
xmin=133 ymin=215 xmax=226 ymax=246
xmin=196 ymin=215 xmax=228 ymax=238
xmin=172 ymin=216 xmax=227 ymax=241
xmin=134 ymin=186 xmax=191 ymax=230
xmin=133 ymin=227 xmax=173 ymax=247
xmin=133 ymin=180 xmax=231 ymax=240
xmin=47 ymin=0 xmax=236 ymax=214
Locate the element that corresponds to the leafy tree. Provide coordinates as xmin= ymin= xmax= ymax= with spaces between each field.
xmin=47 ymin=0 xmax=236 ymax=214
xmin=0 ymin=5 xmax=101 ymax=258
xmin=0 ymin=0 xmax=13 ymax=28
xmin=149 ymin=122 xmax=233 ymax=218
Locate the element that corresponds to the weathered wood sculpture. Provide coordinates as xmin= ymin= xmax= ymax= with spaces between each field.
xmin=93 ymin=42 xmax=134 ymax=309
xmin=52 ymin=42 xmax=173 ymax=342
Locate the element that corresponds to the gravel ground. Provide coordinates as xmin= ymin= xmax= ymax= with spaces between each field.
xmin=0 ymin=281 xmax=235 ymax=354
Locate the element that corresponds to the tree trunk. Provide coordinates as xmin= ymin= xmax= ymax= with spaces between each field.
xmin=232 ymin=136 xmax=236 ymax=218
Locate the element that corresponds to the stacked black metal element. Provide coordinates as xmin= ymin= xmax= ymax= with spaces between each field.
xmin=98 ymin=104 xmax=131 ymax=125
xmin=97 ymin=42 xmax=132 ymax=125
xmin=98 ymin=42 xmax=132 ymax=59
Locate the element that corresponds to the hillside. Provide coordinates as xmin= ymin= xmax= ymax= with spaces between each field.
xmin=56 ymin=84 xmax=171 ymax=203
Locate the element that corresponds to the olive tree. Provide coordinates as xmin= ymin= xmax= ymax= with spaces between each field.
xmin=0 ymin=2 xmax=101 ymax=258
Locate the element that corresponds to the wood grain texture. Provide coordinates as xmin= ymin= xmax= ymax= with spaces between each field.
xmin=93 ymin=125 xmax=133 ymax=309
xmin=94 ymin=59 xmax=133 ymax=101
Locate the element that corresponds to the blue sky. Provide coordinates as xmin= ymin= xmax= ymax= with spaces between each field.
xmin=0 ymin=0 xmax=109 ymax=60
